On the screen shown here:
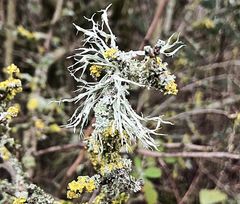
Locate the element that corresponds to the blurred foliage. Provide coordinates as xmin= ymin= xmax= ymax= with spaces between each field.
xmin=0 ymin=0 xmax=240 ymax=203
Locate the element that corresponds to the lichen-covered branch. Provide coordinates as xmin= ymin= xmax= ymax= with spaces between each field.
xmin=0 ymin=64 xmax=56 ymax=204
xmin=61 ymin=5 xmax=183 ymax=204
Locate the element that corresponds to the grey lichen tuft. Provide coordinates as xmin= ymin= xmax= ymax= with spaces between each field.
xmin=63 ymin=5 xmax=184 ymax=151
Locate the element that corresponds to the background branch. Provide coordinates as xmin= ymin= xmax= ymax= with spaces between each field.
xmin=139 ymin=0 xmax=169 ymax=49
xmin=138 ymin=149 xmax=240 ymax=159
xmin=4 ymin=0 xmax=16 ymax=66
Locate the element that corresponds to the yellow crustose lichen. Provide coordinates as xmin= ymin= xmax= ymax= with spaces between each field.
xmin=17 ymin=25 xmax=36 ymax=40
xmin=165 ymin=80 xmax=178 ymax=95
xmin=102 ymin=125 xmax=116 ymax=137
xmin=89 ymin=148 xmax=124 ymax=176
xmin=67 ymin=176 xmax=96 ymax=199
xmin=49 ymin=123 xmax=61 ymax=133
xmin=156 ymin=56 xmax=162 ymax=65
xmin=0 ymin=64 xmax=22 ymax=100
xmin=103 ymin=48 xmax=118 ymax=58
xmin=92 ymin=193 xmax=105 ymax=204
xmin=27 ymin=98 xmax=39 ymax=111
xmin=192 ymin=18 xmax=215 ymax=29
xmin=90 ymin=65 xmax=103 ymax=78
xmin=6 ymin=104 xmax=20 ymax=119
xmin=4 ymin=64 xmax=20 ymax=75
xmin=66 ymin=191 xmax=78 ymax=199
xmin=88 ymin=127 xmax=125 ymax=175
xmin=0 ymin=78 xmax=22 ymax=100
xmin=0 ymin=146 xmax=11 ymax=161
xmin=100 ymin=161 xmax=123 ymax=176
xmin=13 ymin=197 xmax=26 ymax=204
xmin=92 ymin=192 xmax=129 ymax=204
xmin=34 ymin=119 xmax=45 ymax=130
xmin=112 ymin=192 xmax=129 ymax=204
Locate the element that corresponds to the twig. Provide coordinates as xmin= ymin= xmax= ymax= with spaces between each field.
xmin=34 ymin=142 xmax=213 ymax=158
xmin=179 ymin=74 xmax=230 ymax=92
xmin=57 ymin=149 xmax=85 ymax=196
xmin=44 ymin=0 xmax=64 ymax=50
xmin=163 ymin=0 xmax=176 ymax=34
xmin=217 ymin=128 xmax=237 ymax=191
xmin=158 ymin=158 xmax=181 ymax=203
xmin=4 ymin=0 xmax=16 ymax=66
xmin=196 ymin=60 xmax=240 ymax=72
xmin=34 ymin=143 xmax=85 ymax=156
xmin=198 ymin=161 xmax=236 ymax=197
xmin=89 ymin=189 xmax=99 ymax=204
xmin=179 ymin=168 xmax=202 ymax=204
xmin=138 ymin=149 xmax=240 ymax=159
xmin=65 ymin=149 xmax=85 ymax=178
xmin=149 ymin=95 xmax=176 ymax=117
xmin=139 ymin=0 xmax=169 ymax=50
xmin=136 ymin=89 xmax=149 ymax=113
xmin=57 ymin=118 xmax=95 ymax=196
xmin=149 ymin=74 xmax=231 ymax=117
xmin=0 ymin=0 xmax=5 ymax=27
xmin=206 ymin=95 xmax=240 ymax=109
xmin=162 ymin=143 xmax=214 ymax=151
xmin=158 ymin=95 xmax=240 ymax=111
xmin=168 ymin=108 xmax=233 ymax=121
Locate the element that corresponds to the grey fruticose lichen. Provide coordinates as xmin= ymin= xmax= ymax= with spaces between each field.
xmin=63 ymin=5 xmax=184 ymax=151
xmin=63 ymin=5 xmax=184 ymax=203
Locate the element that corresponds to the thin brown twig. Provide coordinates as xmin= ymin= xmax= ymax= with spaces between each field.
xmin=44 ymin=0 xmax=64 ymax=51
xmin=65 ymin=149 xmax=85 ymax=178
xmin=158 ymin=158 xmax=181 ymax=203
xmin=0 ymin=0 xmax=5 ymax=26
xmin=34 ymin=142 xmax=214 ymax=157
xmin=57 ymin=118 xmax=95 ymax=196
xmin=198 ymin=161 xmax=236 ymax=197
xmin=138 ymin=149 xmax=240 ymax=159
xmin=162 ymin=143 xmax=214 ymax=151
xmin=167 ymin=108 xmax=233 ymax=121
xmin=179 ymin=74 xmax=231 ymax=92
xmin=163 ymin=0 xmax=176 ymax=34
xmin=57 ymin=149 xmax=85 ymax=196
xmin=179 ymin=168 xmax=202 ymax=204
xmin=89 ymin=189 xmax=99 ymax=204
xmin=139 ymin=0 xmax=169 ymax=50
xmin=34 ymin=143 xmax=85 ymax=156
xmin=149 ymin=74 xmax=232 ymax=117
xmin=4 ymin=0 xmax=16 ymax=66
xmin=196 ymin=60 xmax=240 ymax=71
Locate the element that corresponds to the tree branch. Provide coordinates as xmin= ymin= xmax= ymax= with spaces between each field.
xmin=34 ymin=143 xmax=84 ymax=156
xmin=4 ymin=0 xmax=16 ymax=66
xmin=158 ymin=158 xmax=181 ymax=203
xmin=139 ymin=0 xmax=169 ymax=49
xmin=168 ymin=108 xmax=233 ymax=121
xmin=138 ymin=149 xmax=240 ymax=159
xmin=179 ymin=168 xmax=202 ymax=204
xmin=44 ymin=0 xmax=64 ymax=51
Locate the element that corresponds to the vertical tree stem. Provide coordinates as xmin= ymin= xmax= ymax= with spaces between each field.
xmin=4 ymin=0 xmax=16 ymax=66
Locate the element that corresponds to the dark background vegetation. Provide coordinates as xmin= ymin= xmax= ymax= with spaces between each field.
xmin=0 ymin=0 xmax=240 ymax=203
